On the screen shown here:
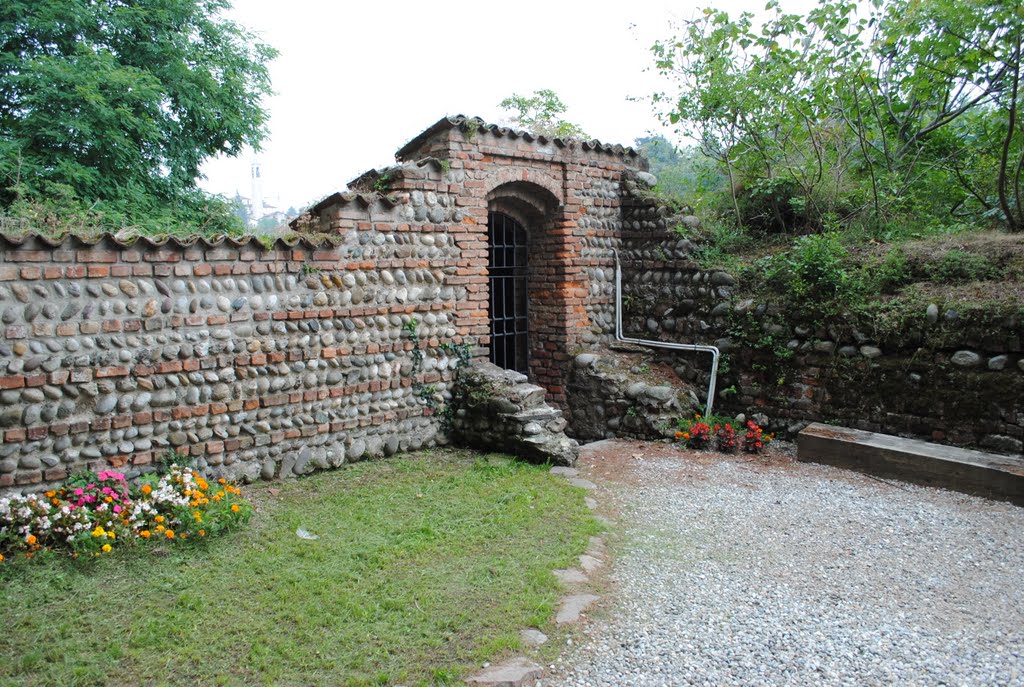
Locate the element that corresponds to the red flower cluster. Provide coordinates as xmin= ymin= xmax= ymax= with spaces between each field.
xmin=743 ymin=421 xmax=773 ymax=453
xmin=714 ymin=423 xmax=738 ymax=453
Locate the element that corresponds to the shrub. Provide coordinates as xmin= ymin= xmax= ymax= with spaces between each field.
xmin=742 ymin=421 xmax=773 ymax=454
xmin=714 ymin=422 xmax=738 ymax=453
xmin=675 ymin=414 xmax=712 ymax=449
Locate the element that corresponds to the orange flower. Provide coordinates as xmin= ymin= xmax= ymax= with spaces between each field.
xmin=198 ymin=530 xmax=206 ymax=537
xmin=0 ymin=553 xmax=5 ymax=563
xmin=154 ymin=515 xmax=164 ymax=523
xmin=156 ymin=525 xmax=165 ymax=532
xmin=218 ymin=478 xmax=226 ymax=485
xmin=141 ymin=484 xmax=152 ymax=495
xmin=165 ymin=530 xmax=175 ymax=539
xmin=45 ymin=490 xmax=56 ymax=498
xmin=231 ymin=504 xmax=239 ymax=513
xmin=25 ymin=534 xmax=37 ymax=545
xmin=140 ymin=530 xmax=151 ymax=539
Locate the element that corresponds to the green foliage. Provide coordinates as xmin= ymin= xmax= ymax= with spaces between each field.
xmin=681 ymin=215 xmax=755 ymax=271
xmin=872 ymin=247 xmax=912 ymax=294
xmin=773 ymin=233 xmax=851 ymax=301
xmin=726 ymin=311 xmax=795 ymax=377
xmin=634 ymin=136 xmax=725 ymax=204
xmin=649 ymin=0 xmax=1024 ymax=233
xmin=744 ymin=232 xmax=858 ymax=323
xmin=498 ymin=89 xmax=588 ymax=139
xmin=372 ymin=171 xmax=392 ymax=193
xmin=0 ymin=0 xmax=277 ymax=236
xmin=404 ymin=320 xmax=473 ymax=432
xmin=923 ymin=250 xmax=1003 ymax=283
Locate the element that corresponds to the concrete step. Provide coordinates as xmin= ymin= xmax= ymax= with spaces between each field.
xmin=797 ymin=423 xmax=1024 ymax=505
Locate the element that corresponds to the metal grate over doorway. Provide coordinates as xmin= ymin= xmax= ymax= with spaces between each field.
xmin=487 ymin=211 xmax=528 ymax=374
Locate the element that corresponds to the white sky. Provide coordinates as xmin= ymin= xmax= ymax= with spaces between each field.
xmin=199 ymin=0 xmax=818 ymax=212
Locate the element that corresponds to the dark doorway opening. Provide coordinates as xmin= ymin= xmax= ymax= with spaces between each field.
xmin=487 ymin=211 xmax=528 ymax=374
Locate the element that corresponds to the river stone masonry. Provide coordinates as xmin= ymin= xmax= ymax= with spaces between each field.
xmin=612 ymin=198 xmax=1024 ymax=455
xmin=4 ymin=113 xmax=1015 ymax=494
xmin=1 ymin=116 xmax=654 ymax=495
xmin=0 ymin=233 xmax=451 ymax=491
xmin=567 ymin=349 xmax=698 ymax=442
xmin=451 ymin=362 xmax=578 ymax=466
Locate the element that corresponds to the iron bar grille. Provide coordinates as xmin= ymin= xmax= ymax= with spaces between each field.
xmin=487 ymin=211 xmax=528 ymax=374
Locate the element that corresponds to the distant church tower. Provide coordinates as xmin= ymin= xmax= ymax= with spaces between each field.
xmin=250 ymin=158 xmax=264 ymax=223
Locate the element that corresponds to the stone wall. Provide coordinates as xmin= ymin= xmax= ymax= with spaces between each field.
xmin=566 ymin=348 xmax=697 ymax=442
xmin=0 ymin=232 xmax=457 ymax=492
xmin=611 ymin=217 xmax=1024 ymax=456
xmin=310 ymin=116 xmax=648 ymax=406
xmin=9 ymin=111 xmax=1012 ymax=498
xmin=0 ymin=116 xmax=651 ymax=495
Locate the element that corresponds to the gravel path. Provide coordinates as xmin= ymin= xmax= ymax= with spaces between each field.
xmin=549 ymin=440 xmax=1024 ymax=687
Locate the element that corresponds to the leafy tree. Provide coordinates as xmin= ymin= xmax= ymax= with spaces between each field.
xmin=634 ymin=135 xmax=724 ymax=202
xmin=650 ymin=0 xmax=1024 ymax=233
xmin=498 ymin=89 xmax=589 ymax=139
xmin=0 ymin=0 xmax=277 ymax=236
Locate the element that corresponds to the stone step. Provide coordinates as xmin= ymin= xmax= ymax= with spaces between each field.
xmin=465 ymin=657 xmax=542 ymax=687
xmin=507 ymin=408 xmax=561 ymax=424
xmin=797 ymin=423 xmax=1024 ymax=505
xmin=509 ymin=384 xmax=547 ymax=409
xmin=555 ymin=593 xmax=600 ymax=625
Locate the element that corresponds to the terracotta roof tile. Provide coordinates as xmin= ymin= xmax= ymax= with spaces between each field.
xmin=394 ymin=115 xmax=640 ymax=162
xmin=0 ymin=231 xmax=343 ymax=251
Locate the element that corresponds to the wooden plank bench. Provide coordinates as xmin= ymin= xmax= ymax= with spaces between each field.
xmin=797 ymin=423 xmax=1024 ymax=505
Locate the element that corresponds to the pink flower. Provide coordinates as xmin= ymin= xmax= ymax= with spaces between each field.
xmin=73 ymin=488 xmax=84 ymax=496
xmin=101 ymin=487 xmax=113 ymax=495
xmin=113 ymin=505 xmax=122 ymax=513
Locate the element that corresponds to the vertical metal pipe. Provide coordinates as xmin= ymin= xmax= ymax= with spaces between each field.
xmin=612 ymin=250 xmax=720 ymax=420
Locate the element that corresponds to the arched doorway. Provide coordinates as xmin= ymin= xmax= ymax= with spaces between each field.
xmin=487 ymin=210 xmax=528 ymax=374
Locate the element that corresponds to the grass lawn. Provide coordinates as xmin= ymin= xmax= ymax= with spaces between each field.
xmin=0 ymin=450 xmax=600 ymax=687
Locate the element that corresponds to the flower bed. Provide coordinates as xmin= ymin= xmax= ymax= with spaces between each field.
xmin=676 ymin=414 xmax=773 ymax=455
xmin=0 ymin=464 xmax=251 ymax=562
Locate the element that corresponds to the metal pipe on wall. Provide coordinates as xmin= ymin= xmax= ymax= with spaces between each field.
xmin=612 ymin=250 xmax=720 ymax=420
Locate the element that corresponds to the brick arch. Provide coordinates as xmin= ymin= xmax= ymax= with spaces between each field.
xmin=482 ymin=167 xmax=564 ymax=208
xmin=480 ymin=171 xmax=583 ymax=405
